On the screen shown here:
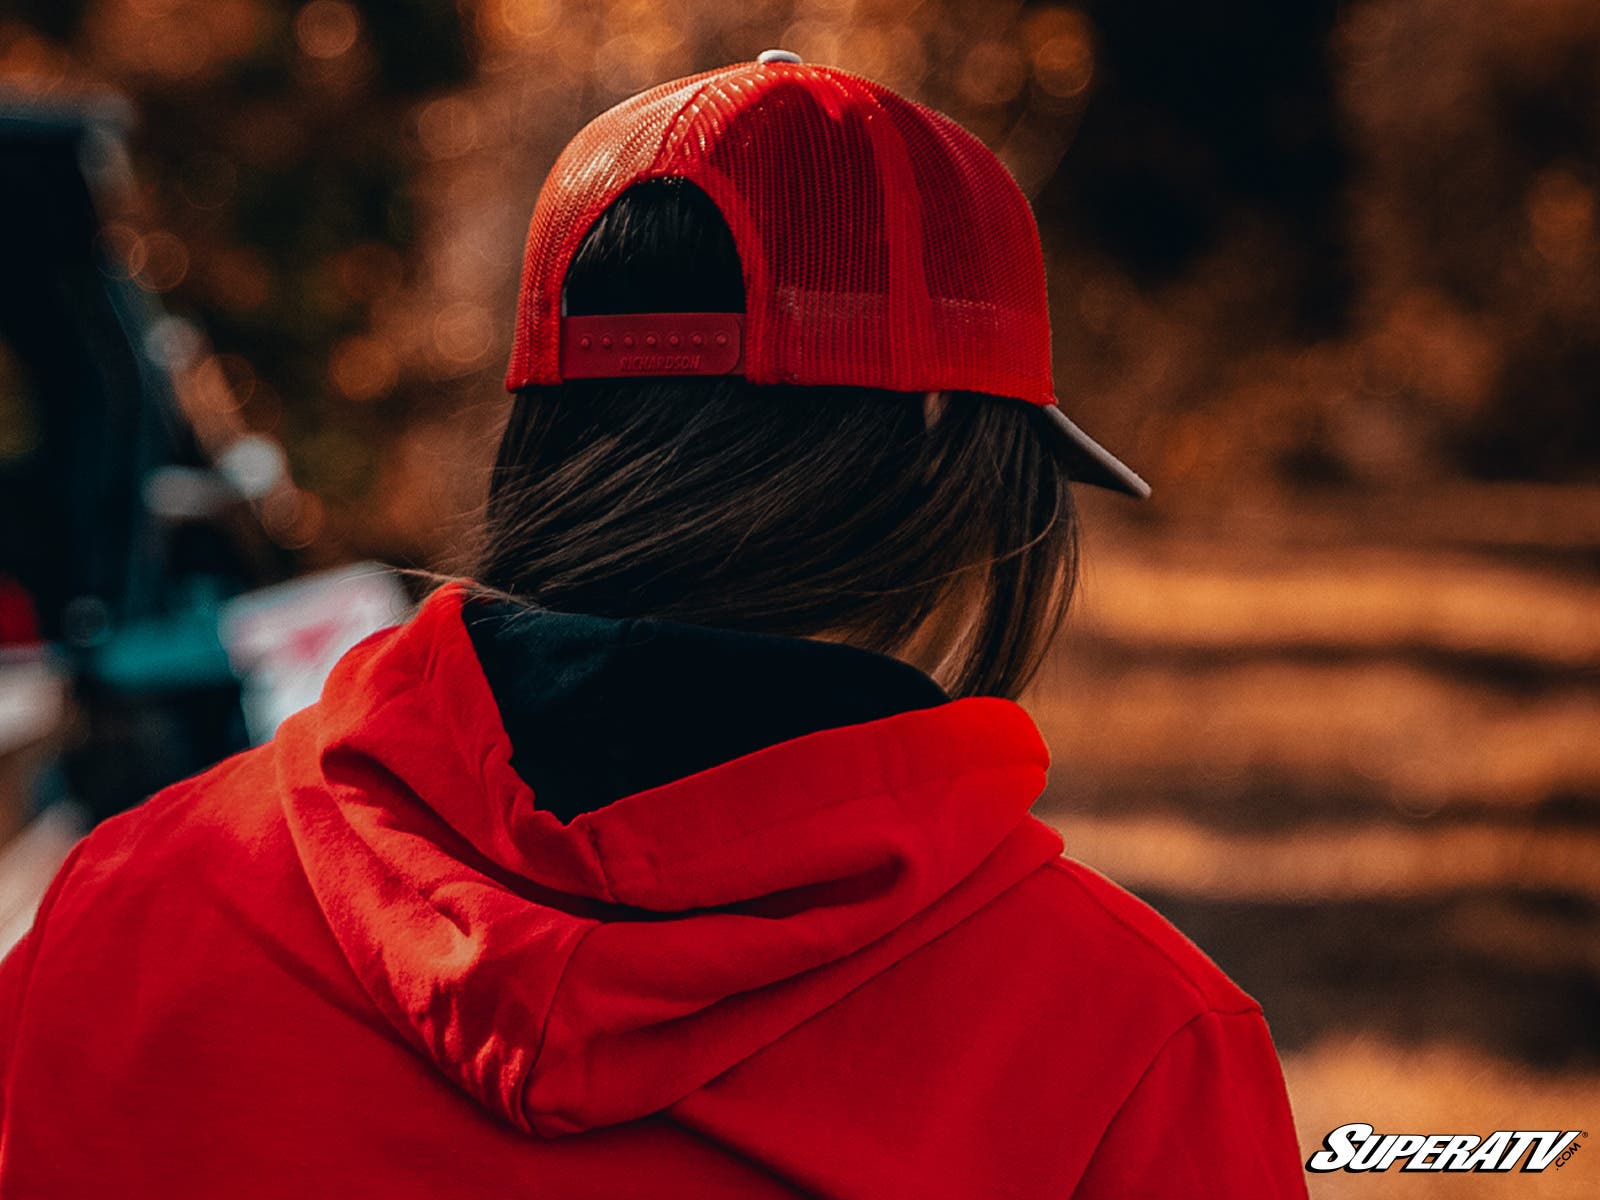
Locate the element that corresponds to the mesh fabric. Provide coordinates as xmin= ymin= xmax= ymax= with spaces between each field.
xmin=505 ymin=61 xmax=1055 ymax=407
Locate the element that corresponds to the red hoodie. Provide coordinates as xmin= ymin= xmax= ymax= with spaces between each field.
xmin=0 ymin=584 xmax=1307 ymax=1197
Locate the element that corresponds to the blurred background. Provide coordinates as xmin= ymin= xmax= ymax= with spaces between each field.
xmin=0 ymin=0 xmax=1595 ymax=1191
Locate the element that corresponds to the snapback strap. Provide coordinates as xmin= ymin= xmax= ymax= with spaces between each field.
xmin=559 ymin=313 xmax=743 ymax=379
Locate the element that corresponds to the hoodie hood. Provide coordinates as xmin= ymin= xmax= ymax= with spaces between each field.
xmin=275 ymin=583 xmax=1063 ymax=1137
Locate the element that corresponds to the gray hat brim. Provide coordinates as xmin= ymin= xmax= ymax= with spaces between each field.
xmin=1040 ymin=404 xmax=1151 ymax=499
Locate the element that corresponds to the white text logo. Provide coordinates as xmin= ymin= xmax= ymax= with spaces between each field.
xmin=1306 ymin=1124 xmax=1585 ymax=1173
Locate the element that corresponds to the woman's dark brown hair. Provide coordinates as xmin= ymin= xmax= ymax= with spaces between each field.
xmin=477 ymin=178 xmax=1078 ymax=699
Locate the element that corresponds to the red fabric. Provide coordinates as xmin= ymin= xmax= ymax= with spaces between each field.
xmin=0 ymin=576 xmax=39 ymax=646
xmin=0 ymin=585 xmax=1307 ymax=1197
xmin=505 ymin=61 xmax=1056 ymax=408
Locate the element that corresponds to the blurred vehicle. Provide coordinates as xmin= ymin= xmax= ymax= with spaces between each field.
xmin=0 ymin=97 xmax=405 ymax=925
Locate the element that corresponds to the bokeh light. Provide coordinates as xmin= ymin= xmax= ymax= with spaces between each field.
xmin=328 ymin=334 xmax=398 ymax=401
xmin=293 ymin=1 xmax=361 ymax=61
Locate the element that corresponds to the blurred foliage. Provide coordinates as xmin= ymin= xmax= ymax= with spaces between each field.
xmin=1 ymin=0 xmax=1597 ymax=561
xmin=0 ymin=0 xmax=474 ymax=524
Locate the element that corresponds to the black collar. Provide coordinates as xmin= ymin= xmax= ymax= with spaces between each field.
xmin=464 ymin=596 xmax=949 ymax=823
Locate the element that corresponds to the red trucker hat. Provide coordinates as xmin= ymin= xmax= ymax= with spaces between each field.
xmin=505 ymin=50 xmax=1149 ymax=499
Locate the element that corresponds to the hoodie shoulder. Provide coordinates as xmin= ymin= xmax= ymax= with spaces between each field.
xmin=849 ymin=837 xmax=1262 ymax=1096
xmin=27 ymin=740 xmax=306 ymax=957
xmin=1049 ymin=857 xmax=1260 ymax=1017
xmin=76 ymin=745 xmax=283 ymax=874
xmin=963 ymin=849 xmax=1258 ymax=1030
